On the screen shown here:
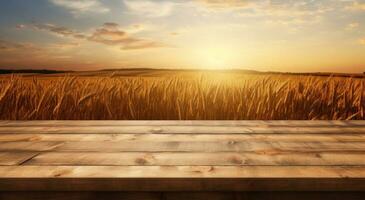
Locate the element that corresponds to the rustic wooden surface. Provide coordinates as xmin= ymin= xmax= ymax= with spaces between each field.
xmin=0 ymin=121 xmax=365 ymax=195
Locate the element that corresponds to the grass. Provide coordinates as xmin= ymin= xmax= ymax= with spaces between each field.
xmin=0 ymin=71 xmax=364 ymax=120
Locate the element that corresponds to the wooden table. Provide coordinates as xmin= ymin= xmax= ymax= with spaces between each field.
xmin=0 ymin=121 xmax=365 ymax=199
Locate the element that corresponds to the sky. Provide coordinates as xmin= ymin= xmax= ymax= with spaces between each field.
xmin=0 ymin=0 xmax=365 ymax=73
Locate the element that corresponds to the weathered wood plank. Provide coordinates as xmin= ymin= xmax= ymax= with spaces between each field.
xmin=1 ymin=133 xmax=365 ymax=142
xmin=1 ymin=121 xmax=365 ymax=193
xmin=45 ymin=141 xmax=365 ymax=152
xmin=0 ymin=166 xmax=365 ymax=191
xmin=0 ymin=142 xmax=63 ymax=152
xmin=0 ymin=152 xmax=38 ymax=166
xmin=2 ymin=141 xmax=365 ymax=152
xmin=1 ymin=120 xmax=365 ymax=127
xmin=25 ymin=152 xmax=365 ymax=166
xmin=0 ymin=126 xmax=364 ymax=134
xmin=1 ymin=166 xmax=364 ymax=178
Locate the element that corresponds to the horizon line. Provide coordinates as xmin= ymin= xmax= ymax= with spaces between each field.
xmin=1 ymin=68 xmax=364 ymax=76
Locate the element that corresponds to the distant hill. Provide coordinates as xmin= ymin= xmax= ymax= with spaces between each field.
xmin=99 ymin=68 xmax=364 ymax=78
xmin=100 ymin=68 xmax=158 ymax=72
xmin=1 ymin=68 xmax=363 ymax=78
xmin=0 ymin=69 xmax=71 ymax=74
xmin=99 ymin=68 xmax=261 ymax=73
xmin=267 ymin=71 xmax=365 ymax=78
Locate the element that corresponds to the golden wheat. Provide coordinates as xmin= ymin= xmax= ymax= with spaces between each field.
xmin=0 ymin=72 xmax=364 ymax=120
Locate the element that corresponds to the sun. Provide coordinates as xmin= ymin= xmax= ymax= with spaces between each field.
xmin=192 ymin=46 xmax=239 ymax=70
xmin=203 ymin=56 xmax=228 ymax=70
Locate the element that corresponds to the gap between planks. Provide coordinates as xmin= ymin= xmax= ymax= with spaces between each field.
xmin=1 ymin=141 xmax=365 ymax=152
xmin=1 ymin=120 xmax=365 ymax=127
xmin=0 ymin=126 xmax=365 ymax=134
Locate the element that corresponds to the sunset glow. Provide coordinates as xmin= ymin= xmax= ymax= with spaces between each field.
xmin=0 ymin=0 xmax=365 ymax=72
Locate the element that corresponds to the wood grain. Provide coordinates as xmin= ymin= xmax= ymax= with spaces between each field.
xmin=2 ymin=141 xmax=363 ymax=152
xmin=0 ymin=120 xmax=365 ymax=192
xmin=1 ymin=166 xmax=365 ymax=178
xmin=0 ymin=152 xmax=38 ymax=166
xmin=0 ymin=142 xmax=63 ymax=152
xmin=24 ymin=152 xmax=365 ymax=166
xmin=0 ymin=126 xmax=364 ymax=134
xmin=1 ymin=133 xmax=365 ymax=142
xmin=1 ymin=166 xmax=365 ymax=191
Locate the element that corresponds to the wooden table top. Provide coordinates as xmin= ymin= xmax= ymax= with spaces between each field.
xmin=0 ymin=121 xmax=365 ymax=192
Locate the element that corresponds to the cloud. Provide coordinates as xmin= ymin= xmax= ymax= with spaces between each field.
xmin=15 ymin=24 xmax=27 ymax=29
xmin=125 ymin=24 xmax=147 ymax=34
xmin=121 ymin=41 xmax=164 ymax=50
xmin=0 ymin=39 xmax=81 ymax=53
xmin=102 ymin=23 xmax=120 ymax=29
xmin=195 ymin=0 xmax=252 ymax=9
xmin=49 ymin=0 xmax=109 ymax=14
xmin=346 ymin=22 xmax=359 ymax=30
xmin=0 ymin=39 xmax=82 ymax=68
xmin=48 ymin=42 xmax=81 ymax=50
xmin=124 ymin=0 xmax=176 ymax=17
xmin=88 ymin=23 xmax=165 ymax=50
xmin=0 ymin=40 xmax=41 ymax=51
xmin=33 ymin=23 xmax=87 ymax=39
xmin=360 ymin=38 xmax=365 ymax=45
xmin=20 ymin=22 xmax=165 ymax=51
xmin=250 ymin=1 xmax=335 ymax=27
xmin=191 ymin=0 xmax=334 ymax=27
xmin=347 ymin=1 xmax=365 ymax=11
xmin=170 ymin=32 xmax=180 ymax=36
xmin=265 ymin=1 xmax=333 ymax=15
xmin=88 ymin=24 xmax=131 ymax=45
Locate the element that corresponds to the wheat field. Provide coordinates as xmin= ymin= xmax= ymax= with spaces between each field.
xmin=0 ymin=71 xmax=364 ymax=120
